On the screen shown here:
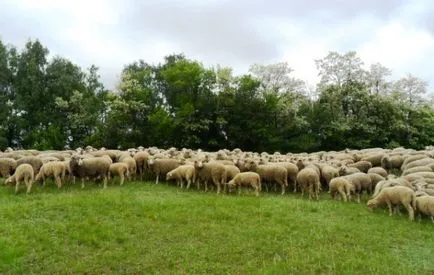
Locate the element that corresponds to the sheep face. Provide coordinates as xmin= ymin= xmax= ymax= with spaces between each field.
xmin=194 ymin=161 xmax=204 ymax=169
xmin=166 ymin=172 xmax=173 ymax=181
xmin=4 ymin=176 xmax=14 ymax=185
xmin=367 ymin=200 xmax=378 ymax=211
xmin=148 ymin=159 xmax=155 ymax=166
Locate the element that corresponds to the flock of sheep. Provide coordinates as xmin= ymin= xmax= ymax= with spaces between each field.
xmin=1 ymin=146 xmax=434 ymax=222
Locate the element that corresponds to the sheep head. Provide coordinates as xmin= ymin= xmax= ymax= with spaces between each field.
xmin=4 ymin=176 xmax=14 ymax=185
xmin=366 ymin=199 xmax=378 ymax=211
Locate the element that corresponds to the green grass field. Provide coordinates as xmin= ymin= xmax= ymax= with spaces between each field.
xmin=0 ymin=180 xmax=433 ymax=274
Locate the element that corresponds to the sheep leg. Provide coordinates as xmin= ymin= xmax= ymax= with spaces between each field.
xmin=431 ymin=216 xmax=434 ymax=223
xmin=81 ymin=179 xmax=85 ymax=189
xmin=338 ymin=188 xmax=347 ymax=202
xmin=25 ymin=179 xmax=32 ymax=194
xmin=216 ymin=182 xmax=221 ymax=195
xmin=251 ymin=182 xmax=259 ymax=197
xmin=186 ymin=179 xmax=191 ymax=189
xmin=386 ymin=201 xmax=393 ymax=216
xmin=180 ymin=178 xmax=184 ymax=189
xmin=103 ymin=177 xmax=108 ymax=189
xmin=120 ymin=174 xmax=124 ymax=186
xmin=55 ymin=176 xmax=62 ymax=188
xmin=403 ymin=204 xmax=414 ymax=221
xmin=15 ymin=180 xmax=20 ymax=194
xmin=238 ymin=185 xmax=241 ymax=196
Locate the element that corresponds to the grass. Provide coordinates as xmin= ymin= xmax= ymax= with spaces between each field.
xmin=0 ymin=180 xmax=433 ymax=274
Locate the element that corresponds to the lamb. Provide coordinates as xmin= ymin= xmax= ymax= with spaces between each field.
xmin=296 ymin=167 xmax=320 ymax=200
xmin=194 ymin=160 xmax=227 ymax=194
xmin=224 ymin=164 xmax=241 ymax=190
xmin=147 ymin=158 xmax=181 ymax=184
xmin=348 ymin=160 xmax=372 ymax=173
xmin=226 ymin=172 xmax=261 ymax=196
xmin=109 ymin=163 xmax=129 ymax=186
xmin=277 ymin=162 xmax=299 ymax=192
xmin=329 ymin=177 xmax=355 ymax=202
xmin=69 ymin=155 xmax=111 ymax=188
xmin=367 ymin=167 xmax=388 ymax=178
xmin=166 ymin=165 xmax=196 ymax=189
xmin=35 ymin=161 xmax=66 ymax=188
xmin=361 ymin=153 xmax=384 ymax=167
xmin=0 ymin=158 xmax=17 ymax=178
xmin=5 ymin=164 xmax=34 ymax=194
xmin=367 ymin=186 xmax=416 ymax=220
xmin=16 ymin=156 xmax=43 ymax=174
xmin=372 ymin=178 xmax=412 ymax=198
xmin=415 ymin=195 xmax=434 ymax=223
xmin=247 ymin=161 xmax=288 ymax=195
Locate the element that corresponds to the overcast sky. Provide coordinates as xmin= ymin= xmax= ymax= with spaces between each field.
xmin=1 ymin=0 xmax=434 ymax=90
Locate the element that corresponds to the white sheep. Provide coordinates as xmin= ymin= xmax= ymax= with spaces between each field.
xmin=367 ymin=186 xmax=416 ymax=220
xmin=5 ymin=164 xmax=34 ymax=194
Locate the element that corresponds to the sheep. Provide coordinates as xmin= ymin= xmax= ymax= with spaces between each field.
xmin=16 ymin=156 xmax=43 ymax=174
xmin=402 ymin=158 xmax=434 ymax=171
xmin=296 ymin=167 xmax=320 ymax=200
xmin=381 ymin=155 xmax=404 ymax=170
xmin=401 ymin=154 xmax=429 ymax=168
xmin=69 ymin=155 xmax=111 ymax=188
xmin=224 ymin=164 xmax=241 ymax=191
xmin=277 ymin=162 xmax=299 ymax=192
xmin=361 ymin=153 xmax=384 ymax=167
xmin=320 ymin=165 xmax=339 ymax=190
xmin=35 ymin=161 xmax=66 ymax=188
xmin=226 ymin=172 xmax=261 ymax=196
xmin=5 ymin=164 xmax=34 ymax=194
xmin=329 ymin=177 xmax=355 ymax=202
xmin=367 ymin=167 xmax=388 ymax=178
xmin=372 ymin=178 xmax=412 ymax=198
xmin=348 ymin=161 xmax=372 ymax=173
xmin=38 ymin=153 xmax=65 ymax=161
xmin=194 ymin=160 xmax=227 ymax=194
xmin=402 ymin=166 xmax=433 ymax=176
xmin=339 ymin=166 xmax=360 ymax=176
xmin=368 ymin=173 xmax=386 ymax=189
xmin=133 ymin=151 xmax=149 ymax=180
xmin=39 ymin=156 xmax=60 ymax=164
xmin=246 ymin=161 xmax=288 ymax=195
xmin=0 ymin=158 xmax=17 ymax=178
xmin=117 ymin=155 xmax=136 ymax=181
xmin=109 ymin=163 xmax=129 ymax=186
xmin=342 ymin=172 xmax=372 ymax=202
xmin=367 ymin=186 xmax=416 ymax=220
xmin=415 ymin=195 xmax=434 ymax=223
xmin=147 ymin=158 xmax=181 ymax=184
xmin=166 ymin=165 xmax=196 ymax=189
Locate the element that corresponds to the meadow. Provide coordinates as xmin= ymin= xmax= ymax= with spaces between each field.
xmin=0 ymin=180 xmax=433 ymax=274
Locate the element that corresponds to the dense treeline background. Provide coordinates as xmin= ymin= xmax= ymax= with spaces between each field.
xmin=1 ymin=38 xmax=434 ymax=152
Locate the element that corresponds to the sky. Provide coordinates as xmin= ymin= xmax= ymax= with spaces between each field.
xmin=1 ymin=0 xmax=434 ymax=90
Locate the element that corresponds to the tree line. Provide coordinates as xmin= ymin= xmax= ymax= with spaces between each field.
xmin=1 ymin=38 xmax=433 ymax=152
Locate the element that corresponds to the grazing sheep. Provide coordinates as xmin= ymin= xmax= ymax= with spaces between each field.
xmin=381 ymin=155 xmax=404 ymax=170
xmin=415 ymin=195 xmax=434 ymax=223
xmin=402 ymin=154 xmax=429 ymax=168
xmin=247 ymin=161 xmax=288 ymax=195
xmin=342 ymin=172 xmax=372 ymax=202
xmin=148 ymin=158 xmax=181 ymax=184
xmin=367 ymin=167 xmax=388 ymax=178
xmin=320 ymin=165 xmax=339 ymax=190
xmin=109 ymin=163 xmax=129 ymax=186
xmin=348 ymin=161 xmax=372 ymax=173
xmin=339 ymin=166 xmax=360 ymax=176
xmin=5 ymin=164 xmax=34 ymax=194
xmin=361 ymin=153 xmax=384 ymax=167
xmin=226 ymin=172 xmax=261 ymax=196
xmin=329 ymin=177 xmax=355 ymax=202
xmin=372 ymin=178 xmax=412 ymax=198
xmin=16 ymin=156 xmax=43 ymax=174
xmin=277 ymin=162 xmax=299 ymax=192
xmin=402 ymin=158 xmax=434 ymax=171
xmin=0 ymin=158 xmax=17 ymax=178
xmin=368 ymin=173 xmax=386 ymax=189
xmin=69 ymin=155 xmax=111 ymax=188
xmin=166 ymin=165 xmax=196 ymax=189
xmin=194 ymin=160 xmax=227 ymax=194
xmin=296 ymin=167 xmax=320 ymax=200
xmin=402 ymin=166 xmax=433 ymax=176
xmin=367 ymin=186 xmax=416 ymax=220
xmin=35 ymin=161 xmax=66 ymax=188
xmin=224 ymin=165 xmax=241 ymax=182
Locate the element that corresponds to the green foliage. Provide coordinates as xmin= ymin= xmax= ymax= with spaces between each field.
xmin=1 ymin=37 xmax=434 ymax=152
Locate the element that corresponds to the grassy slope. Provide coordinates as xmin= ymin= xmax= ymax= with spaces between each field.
xmin=0 ymin=181 xmax=433 ymax=274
